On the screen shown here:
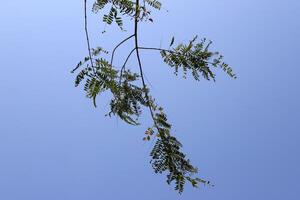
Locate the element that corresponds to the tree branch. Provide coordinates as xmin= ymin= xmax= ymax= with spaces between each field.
xmin=119 ymin=48 xmax=136 ymax=84
xmin=110 ymin=34 xmax=135 ymax=66
xmin=134 ymin=0 xmax=165 ymax=138
xmin=138 ymin=47 xmax=174 ymax=53
xmin=84 ymin=0 xmax=95 ymax=74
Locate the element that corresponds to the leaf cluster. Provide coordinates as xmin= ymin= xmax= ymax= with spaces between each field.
xmin=149 ymin=108 xmax=209 ymax=193
xmin=161 ymin=36 xmax=237 ymax=81
xmin=73 ymin=49 xmax=150 ymax=125
xmin=93 ymin=0 xmax=162 ymax=30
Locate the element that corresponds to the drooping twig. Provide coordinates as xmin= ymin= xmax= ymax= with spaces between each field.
xmin=84 ymin=0 xmax=95 ymax=74
xmin=138 ymin=47 xmax=174 ymax=53
xmin=119 ymin=48 xmax=136 ymax=84
xmin=133 ymin=0 xmax=164 ymax=138
xmin=110 ymin=34 xmax=135 ymax=66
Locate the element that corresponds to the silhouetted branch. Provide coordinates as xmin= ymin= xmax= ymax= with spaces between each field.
xmin=84 ymin=0 xmax=95 ymax=74
xmin=119 ymin=48 xmax=136 ymax=84
xmin=111 ymin=34 xmax=135 ymax=66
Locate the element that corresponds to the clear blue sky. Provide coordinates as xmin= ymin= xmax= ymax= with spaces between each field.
xmin=0 ymin=0 xmax=299 ymax=199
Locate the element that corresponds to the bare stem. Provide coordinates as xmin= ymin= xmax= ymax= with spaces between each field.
xmin=119 ymin=48 xmax=136 ymax=84
xmin=138 ymin=47 xmax=174 ymax=53
xmin=110 ymin=34 xmax=135 ymax=66
xmin=84 ymin=0 xmax=95 ymax=74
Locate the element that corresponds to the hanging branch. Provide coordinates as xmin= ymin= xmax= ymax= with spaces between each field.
xmin=84 ymin=0 xmax=95 ymax=74
xmin=110 ymin=34 xmax=135 ymax=66
xmin=72 ymin=0 xmax=235 ymax=194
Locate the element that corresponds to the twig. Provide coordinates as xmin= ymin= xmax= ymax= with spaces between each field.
xmin=134 ymin=0 xmax=164 ymax=138
xmin=84 ymin=0 xmax=95 ymax=74
xmin=110 ymin=34 xmax=135 ymax=66
xmin=119 ymin=48 xmax=136 ymax=84
xmin=138 ymin=47 xmax=174 ymax=53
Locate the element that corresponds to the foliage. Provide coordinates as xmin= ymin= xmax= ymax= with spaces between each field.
xmin=72 ymin=0 xmax=235 ymax=194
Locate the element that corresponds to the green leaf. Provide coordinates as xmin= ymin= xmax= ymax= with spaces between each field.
xmin=170 ymin=36 xmax=175 ymax=47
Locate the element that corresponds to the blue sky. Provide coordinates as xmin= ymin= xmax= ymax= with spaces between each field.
xmin=0 ymin=0 xmax=299 ymax=199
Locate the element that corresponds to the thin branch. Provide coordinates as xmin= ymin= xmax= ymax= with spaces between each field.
xmin=119 ymin=48 xmax=136 ymax=84
xmin=134 ymin=0 xmax=163 ymax=138
xmin=110 ymin=34 xmax=135 ymax=66
xmin=138 ymin=47 xmax=174 ymax=53
xmin=134 ymin=1 xmax=147 ymax=94
xmin=84 ymin=0 xmax=95 ymax=74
